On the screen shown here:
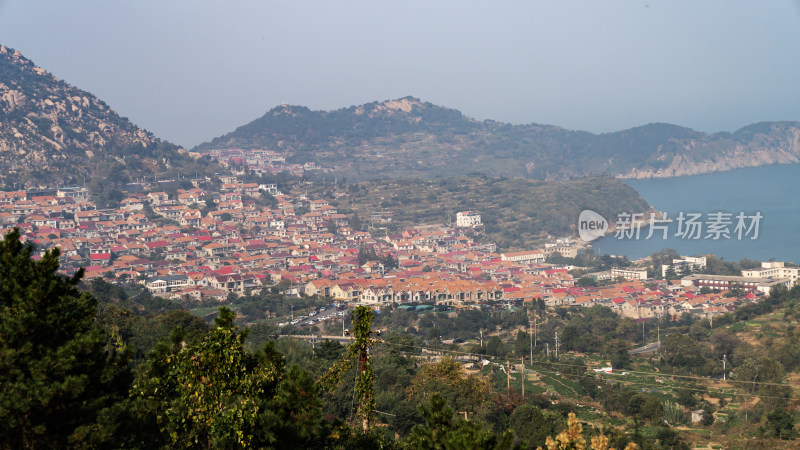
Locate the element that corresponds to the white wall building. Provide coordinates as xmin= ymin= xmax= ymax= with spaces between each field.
xmin=611 ymin=267 xmax=648 ymax=281
xmin=661 ymin=255 xmax=707 ymax=278
xmin=456 ymin=211 xmax=481 ymax=228
xmin=742 ymin=262 xmax=800 ymax=285
xmin=500 ymin=249 xmax=545 ymax=263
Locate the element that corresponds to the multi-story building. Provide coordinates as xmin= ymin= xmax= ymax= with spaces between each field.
xmin=611 ymin=267 xmax=648 ymax=281
xmin=741 ymin=261 xmax=800 ymax=285
xmin=456 ymin=211 xmax=481 ymax=228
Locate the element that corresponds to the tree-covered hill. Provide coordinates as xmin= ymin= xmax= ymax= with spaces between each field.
xmin=309 ymin=175 xmax=651 ymax=250
xmin=195 ymin=96 xmax=800 ymax=181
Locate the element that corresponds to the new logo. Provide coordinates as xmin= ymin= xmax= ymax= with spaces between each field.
xmin=578 ymin=210 xmax=608 ymax=242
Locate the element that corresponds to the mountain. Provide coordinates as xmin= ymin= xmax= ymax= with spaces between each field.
xmin=194 ymin=97 xmax=800 ymax=180
xmin=0 ymin=45 xmax=213 ymax=190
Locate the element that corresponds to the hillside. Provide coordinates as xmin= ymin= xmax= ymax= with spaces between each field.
xmin=195 ymin=97 xmax=800 ymax=180
xmin=302 ymin=175 xmax=650 ymax=250
xmin=0 ymin=44 xmax=215 ymax=189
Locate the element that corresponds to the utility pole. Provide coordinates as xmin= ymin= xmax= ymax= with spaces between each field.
xmin=321 ymin=306 xmax=379 ymax=432
xmin=529 ymin=322 xmax=533 ymax=362
xmin=554 ymin=331 xmax=560 ymax=359
xmin=480 ymin=329 xmax=483 ymax=348
xmin=521 ymin=357 xmax=525 ymax=398
xmin=506 ymin=360 xmax=511 ymax=395
xmin=657 ymin=315 xmax=661 ymax=354
xmin=721 ymin=354 xmax=727 ymax=381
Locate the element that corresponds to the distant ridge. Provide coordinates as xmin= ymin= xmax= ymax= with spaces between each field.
xmin=194 ymin=96 xmax=800 ymax=180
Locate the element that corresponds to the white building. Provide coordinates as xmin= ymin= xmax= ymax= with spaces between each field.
xmin=661 ymin=255 xmax=707 ymax=278
xmin=501 ymin=249 xmax=546 ymax=264
xmin=681 ymin=273 xmax=792 ymax=295
xmin=259 ymin=184 xmax=282 ymax=196
xmin=145 ymin=274 xmax=192 ymax=294
xmin=56 ymin=186 xmax=90 ymax=202
xmin=456 ymin=211 xmax=481 ymax=228
xmin=742 ymin=262 xmax=800 ymax=285
xmin=611 ymin=267 xmax=648 ymax=281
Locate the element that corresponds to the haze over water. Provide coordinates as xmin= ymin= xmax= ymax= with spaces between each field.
xmin=592 ymin=164 xmax=800 ymax=263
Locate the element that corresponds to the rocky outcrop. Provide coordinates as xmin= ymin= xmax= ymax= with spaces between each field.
xmin=0 ymin=44 xmax=160 ymax=187
xmin=620 ymin=123 xmax=800 ymax=178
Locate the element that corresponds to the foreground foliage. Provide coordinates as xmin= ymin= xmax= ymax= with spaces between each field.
xmin=0 ymin=229 xmax=130 ymax=448
xmin=2 ymin=229 xmax=797 ymax=448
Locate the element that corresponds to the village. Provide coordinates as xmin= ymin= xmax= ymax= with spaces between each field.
xmin=0 ymin=178 xmax=795 ymax=326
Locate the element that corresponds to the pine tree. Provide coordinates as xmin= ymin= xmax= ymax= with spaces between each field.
xmin=0 ymin=228 xmax=131 ymax=448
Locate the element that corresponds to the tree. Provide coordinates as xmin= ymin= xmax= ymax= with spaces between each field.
xmin=604 ymin=338 xmax=632 ymax=369
xmin=405 ymin=394 xmax=513 ymax=450
xmin=508 ymin=404 xmax=564 ymax=448
xmin=320 ymin=306 xmax=378 ymax=431
xmin=381 ymin=252 xmax=399 ymax=271
xmin=709 ymin=329 xmax=740 ymax=359
xmin=351 ymin=211 xmax=363 ymax=231
xmin=407 ymin=358 xmax=491 ymax=416
xmin=640 ymin=396 xmax=663 ymax=424
xmin=662 ymin=333 xmax=704 ymax=370
xmin=357 ymin=244 xmax=379 ymax=266
xmin=256 ymin=365 xmax=333 ymax=448
xmin=541 ymin=412 xmax=637 ymax=450
xmin=483 ymin=335 xmax=505 ymax=357
xmin=0 ymin=228 xmax=131 ymax=448
xmin=326 ymin=220 xmax=338 ymax=235
xmin=514 ymin=330 xmax=530 ymax=357
xmin=132 ymin=308 xmax=283 ymax=447
xmin=764 ymin=408 xmax=795 ymax=439
xmin=648 ymin=249 xmax=679 ymax=277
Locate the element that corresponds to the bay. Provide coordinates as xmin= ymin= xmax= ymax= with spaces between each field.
xmin=592 ymin=164 xmax=800 ymax=263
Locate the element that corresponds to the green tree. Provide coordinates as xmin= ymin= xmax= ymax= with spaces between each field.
xmin=605 ymin=338 xmax=632 ymax=369
xmin=0 ymin=228 xmax=131 ymax=448
xmin=381 ymin=252 xmax=399 ymax=271
xmin=320 ymin=306 xmax=378 ymax=430
xmin=508 ymin=403 xmax=565 ymax=448
xmin=407 ymin=358 xmax=491 ymax=417
xmin=486 ymin=335 xmax=506 ymax=357
xmin=764 ymin=408 xmax=796 ymax=439
xmin=351 ymin=211 xmax=363 ymax=231
xmin=662 ymin=333 xmax=704 ymax=370
xmin=326 ymin=220 xmax=338 ymax=235
xmin=256 ymin=365 xmax=333 ymax=448
xmin=357 ymin=244 xmax=379 ymax=266
xmin=132 ymin=308 xmax=283 ymax=447
xmin=514 ymin=330 xmax=530 ymax=357
xmin=405 ymin=394 xmax=513 ymax=450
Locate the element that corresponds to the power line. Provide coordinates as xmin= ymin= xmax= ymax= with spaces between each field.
xmin=376 ymin=343 xmax=794 ymax=402
xmin=375 ymin=340 xmax=800 ymax=390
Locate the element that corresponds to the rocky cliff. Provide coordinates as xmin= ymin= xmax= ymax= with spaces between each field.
xmin=0 ymin=45 xmax=210 ymax=189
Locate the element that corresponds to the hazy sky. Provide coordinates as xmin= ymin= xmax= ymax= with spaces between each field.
xmin=1 ymin=1 xmax=799 ymax=147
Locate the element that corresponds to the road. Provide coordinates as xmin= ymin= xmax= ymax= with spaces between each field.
xmin=629 ymin=342 xmax=660 ymax=354
xmin=282 ymin=304 xmax=351 ymax=328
